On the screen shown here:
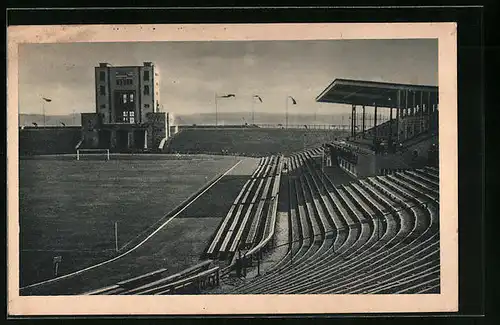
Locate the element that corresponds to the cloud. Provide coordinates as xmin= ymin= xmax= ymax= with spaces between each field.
xmin=18 ymin=39 xmax=438 ymax=116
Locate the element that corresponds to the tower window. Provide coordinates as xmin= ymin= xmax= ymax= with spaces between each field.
xmin=99 ymin=86 xmax=105 ymax=95
xmin=130 ymin=93 xmax=134 ymax=102
xmin=123 ymin=94 xmax=127 ymax=103
xmin=99 ymin=71 xmax=105 ymax=81
xmin=116 ymin=78 xmax=133 ymax=86
xmin=144 ymin=85 xmax=150 ymax=95
xmin=144 ymin=70 xmax=150 ymax=81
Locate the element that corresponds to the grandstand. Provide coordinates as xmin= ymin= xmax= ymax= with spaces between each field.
xmin=220 ymin=148 xmax=440 ymax=294
xmin=20 ymin=78 xmax=440 ymax=296
xmin=318 ymin=79 xmax=439 ymax=177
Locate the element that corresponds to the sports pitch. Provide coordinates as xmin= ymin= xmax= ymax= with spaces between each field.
xmin=19 ymin=155 xmax=242 ymax=287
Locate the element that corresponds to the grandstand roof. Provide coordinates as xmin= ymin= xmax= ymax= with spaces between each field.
xmin=316 ymin=78 xmax=438 ymax=108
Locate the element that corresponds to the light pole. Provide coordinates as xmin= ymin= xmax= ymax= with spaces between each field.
xmin=42 ymin=97 xmax=52 ymax=127
xmin=215 ymin=93 xmax=235 ymax=128
xmin=214 ymin=93 xmax=218 ymax=127
xmin=285 ymin=97 xmax=288 ymax=129
xmin=286 ymin=96 xmax=297 ymax=129
xmin=251 ymin=97 xmax=254 ymax=125
xmin=252 ymin=95 xmax=263 ymax=125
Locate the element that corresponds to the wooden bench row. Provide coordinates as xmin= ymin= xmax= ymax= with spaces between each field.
xmin=155 ymin=266 xmax=220 ymax=295
xmin=390 ymin=173 xmax=439 ymax=202
xmin=207 ymin=155 xmax=284 ymax=260
xmin=84 ymin=260 xmax=214 ymax=295
xmin=399 ymin=171 xmax=439 ymax=195
xmin=231 ymin=158 xmax=439 ymax=294
xmin=205 ymin=156 xmax=279 ymax=258
xmin=250 ymin=186 xmax=436 ymax=294
xmin=234 ymin=149 xmax=352 ymax=292
xmin=242 ymin=156 xmax=283 ymax=251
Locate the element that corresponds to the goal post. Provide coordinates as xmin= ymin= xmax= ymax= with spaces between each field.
xmin=76 ymin=148 xmax=110 ymax=161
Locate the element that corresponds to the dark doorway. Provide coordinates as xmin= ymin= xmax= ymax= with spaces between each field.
xmin=116 ymin=130 xmax=129 ymax=149
xmin=134 ymin=130 xmax=145 ymax=149
xmin=98 ymin=130 xmax=112 ymax=148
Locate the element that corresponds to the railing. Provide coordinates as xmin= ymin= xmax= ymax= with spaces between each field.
xmin=329 ymin=141 xmax=374 ymax=156
xmin=178 ymin=124 xmax=352 ymax=130
xmin=20 ymin=125 xmax=81 ymax=130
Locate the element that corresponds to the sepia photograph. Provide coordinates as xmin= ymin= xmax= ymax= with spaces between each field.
xmin=7 ymin=23 xmax=458 ymax=315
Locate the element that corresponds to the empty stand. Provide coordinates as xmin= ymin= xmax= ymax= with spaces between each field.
xmin=222 ymin=147 xmax=439 ymax=295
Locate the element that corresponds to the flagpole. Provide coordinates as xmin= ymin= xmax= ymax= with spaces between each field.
xmin=251 ymin=96 xmax=255 ymax=125
xmin=285 ymin=96 xmax=288 ymax=129
xmin=42 ymin=99 xmax=46 ymax=128
xmin=214 ymin=93 xmax=218 ymax=128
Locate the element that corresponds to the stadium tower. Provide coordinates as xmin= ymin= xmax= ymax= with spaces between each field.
xmin=80 ymin=62 xmax=173 ymax=152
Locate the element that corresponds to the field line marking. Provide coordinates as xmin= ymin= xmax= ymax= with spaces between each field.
xmin=20 ymin=158 xmax=245 ymax=291
xmin=118 ymin=158 xmax=239 ymax=252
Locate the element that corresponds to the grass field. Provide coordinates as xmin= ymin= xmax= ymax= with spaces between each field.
xmin=19 ymin=155 xmax=242 ymax=287
xmin=20 ymin=156 xmax=260 ymax=295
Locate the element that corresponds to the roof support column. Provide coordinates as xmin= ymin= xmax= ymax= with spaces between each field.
xmin=362 ymin=105 xmax=366 ymax=138
xmin=404 ymin=89 xmax=409 ymax=140
xmin=412 ymin=90 xmax=416 ymax=136
xmin=351 ymin=109 xmax=353 ymax=135
xmin=350 ymin=105 xmax=353 ymax=137
xmin=412 ymin=90 xmax=416 ymax=116
xmin=373 ymin=104 xmax=378 ymax=142
xmin=396 ymin=89 xmax=401 ymax=143
xmin=420 ymin=91 xmax=424 ymax=133
xmin=353 ymin=105 xmax=357 ymax=137
xmin=427 ymin=91 xmax=431 ymax=131
xmin=389 ymin=105 xmax=393 ymax=150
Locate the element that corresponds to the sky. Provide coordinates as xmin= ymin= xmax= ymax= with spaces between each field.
xmin=18 ymin=39 xmax=438 ymax=117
